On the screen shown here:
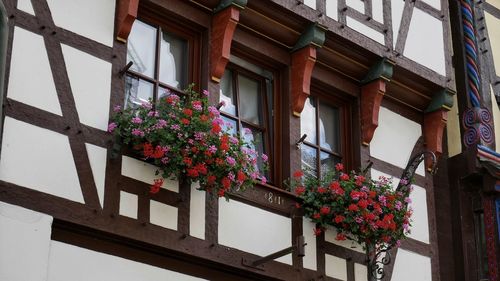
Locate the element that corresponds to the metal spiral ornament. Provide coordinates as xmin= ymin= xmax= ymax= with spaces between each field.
xmin=368 ymin=245 xmax=392 ymax=280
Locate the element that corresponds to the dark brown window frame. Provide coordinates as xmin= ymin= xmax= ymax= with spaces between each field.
xmin=301 ymin=83 xmax=353 ymax=178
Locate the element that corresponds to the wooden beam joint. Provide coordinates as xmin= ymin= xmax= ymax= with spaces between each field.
xmin=116 ymin=0 xmax=139 ymax=43
xmin=210 ymin=5 xmax=242 ymax=82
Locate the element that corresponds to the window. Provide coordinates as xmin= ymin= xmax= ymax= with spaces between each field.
xmin=219 ymin=62 xmax=273 ymax=178
xmin=124 ymin=18 xmax=197 ymax=108
xmin=300 ymin=96 xmax=345 ymax=178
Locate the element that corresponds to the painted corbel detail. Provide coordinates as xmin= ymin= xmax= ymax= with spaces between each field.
xmin=424 ymin=89 xmax=455 ymax=170
xmin=116 ymin=0 xmax=139 ymax=43
xmin=360 ymin=58 xmax=394 ymax=146
xmin=291 ymin=24 xmax=326 ymax=117
xmin=210 ymin=0 xmax=247 ymax=82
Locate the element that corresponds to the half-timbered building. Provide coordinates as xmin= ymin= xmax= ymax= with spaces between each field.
xmin=1 ymin=0 xmax=500 ymax=280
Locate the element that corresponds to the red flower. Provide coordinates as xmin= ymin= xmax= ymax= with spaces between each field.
xmin=183 ymin=157 xmax=192 ymax=167
xmin=335 ymin=163 xmax=344 ymax=171
xmin=143 ymin=142 xmax=154 ymax=157
xmin=295 ymin=186 xmax=306 ymax=196
xmin=313 ymin=227 xmax=323 ymax=236
xmin=220 ymin=142 xmax=229 ymax=152
xmin=365 ymin=212 xmax=376 ymax=221
xmin=183 ymin=108 xmax=193 ymax=117
xmin=313 ymin=213 xmax=321 ymax=219
xmin=336 ymin=233 xmax=347 ymax=241
xmin=348 ymin=204 xmax=359 ymax=212
xmin=150 ymin=178 xmax=164 ymax=194
xmin=355 ymin=175 xmax=365 ymax=186
xmin=152 ymin=145 xmax=164 ymax=158
xmin=181 ymin=118 xmax=190 ymax=125
xmin=207 ymin=175 xmax=216 ymax=185
xmin=340 ymin=173 xmax=349 ymax=181
xmin=211 ymin=123 xmax=221 ymax=134
xmin=293 ymin=170 xmax=304 ymax=178
xmin=334 ymin=215 xmax=345 ymax=224
xmin=317 ymin=187 xmax=327 ymax=194
xmin=369 ymin=191 xmax=377 ymax=198
xmin=295 ymin=203 xmax=302 ymax=209
xmin=320 ymin=206 xmax=330 ymax=215
xmin=358 ymin=199 xmax=369 ymax=209
xmin=237 ymin=171 xmax=246 ymax=182
xmin=195 ymin=163 xmax=207 ymax=175
xmin=221 ymin=177 xmax=231 ymax=190
xmin=187 ymin=168 xmax=199 ymax=178
xmin=217 ymin=189 xmax=225 ymax=197
xmin=200 ymin=114 xmax=208 ymax=122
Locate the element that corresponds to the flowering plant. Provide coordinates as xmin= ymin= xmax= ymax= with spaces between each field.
xmin=291 ymin=164 xmax=412 ymax=249
xmin=108 ymin=86 xmax=267 ymax=198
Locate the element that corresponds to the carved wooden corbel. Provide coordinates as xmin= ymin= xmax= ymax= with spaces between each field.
xmin=210 ymin=0 xmax=247 ymax=82
xmin=360 ymin=58 xmax=394 ymax=145
xmin=291 ymin=24 xmax=326 ymax=117
xmin=424 ymin=89 xmax=454 ymax=170
xmin=116 ymin=0 xmax=139 ymax=43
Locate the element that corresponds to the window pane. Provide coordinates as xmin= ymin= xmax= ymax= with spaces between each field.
xmin=242 ymin=125 xmax=265 ymax=173
xmin=320 ymin=151 xmax=339 ymax=178
xmin=238 ymin=74 xmax=261 ymax=125
xmin=301 ymin=97 xmax=317 ymax=145
xmin=124 ymin=75 xmax=153 ymax=109
xmin=127 ymin=20 xmax=156 ymax=78
xmin=301 ymin=144 xmax=317 ymax=177
xmin=157 ymin=86 xmax=173 ymax=100
xmin=159 ymin=31 xmax=188 ymax=90
xmin=319 ymin=102 xmax=340 ymax=152
xmin=221 ymin=116 xmax=238 ymax=135
xmin=220 ymin=70 xmax=236 ymax=115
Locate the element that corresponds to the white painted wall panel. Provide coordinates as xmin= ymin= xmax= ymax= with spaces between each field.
xmin=0 ymin=202 xmax=53 ymax=281
xmin=119 ymin=191 xmax=138 ymax=219
xmin=303 ymin=218 xmax=317 ymax=271
xmin=7 ymin=27 xmax=62 ymax=115
xmin=62 ymin=44 xmax=111 ymax=131
xmin=391 ymin=0 xmax=405 ymax=48
xmin=190 ymin=183 xmax=205 ymax=239
xmin=346 ymin=17 xmax=385 ymax=44
xmin=404 ymin=9 xmax=446 ymax=75
xmin=47 ymin=241 xmax=208 ymax=281
xmin=355 ymin=263 xmax=368 ymax=281
xmin=325 ymin=225 xmax=365 ymax=253
xmin=370 ymin=107 xmax=424 ymax=176
xmin=46 ymin=0 xmax=115 ymax=47
xmin=325 ymin=254 xmax=347 ymax=280
xmin=485 ymin=11 xmax=500 ymax=74
xmin=422 ymin=0 xmax=441 ymax=10
xmin=0 ymin=118 xmax=84 ymax=202
xmin=391 ymin=249 xmax=432 ymax=281
xmin=150 ymin=200 xmax=178 ymax=230
xmin=372 ymin=1 xmax=384 ymax=23
xmin=346 ymin=0 xmax=364 ymax=13
xmin=408 ymin=185 xmax=430 ymax=243
xmin=218 ymin=199 xmax=292 ymax=264
xmin=85 ymin=143 xmax=107 ymax=208
xmin=122 ymin=156 xmax=179 ymax=193
xmin=304 ymin=0 xmax=316 ymax=9
xmin=17 ymin=0 xmax=35 ymax=15
xmin=325 ymin=0 xmax=338 ymax=20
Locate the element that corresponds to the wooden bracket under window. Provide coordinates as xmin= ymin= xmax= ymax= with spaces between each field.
xmin=423 ymin=88 xmax=454 ymax=170
xmin=116 ymin=0 xmax=139 ymax=43
xmin=210 ymin=3 xmax=246 ymax=82
xmin=291 ymin=24 xmax=326 ymax=117
xmin=360 ymin=58 xmax=394 ymax=146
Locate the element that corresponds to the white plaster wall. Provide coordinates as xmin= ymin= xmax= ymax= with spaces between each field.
xmin=121 ymin=156 xmax=179 ymax=193
xmin=485 ymin=11 xmax=500 ymax=73
xmin=302 ymin=218 xmax=317 ymax=271
xmin=346 ymin=17 xmax=385 ymax=45
xmin=218 ymin=199 xmax=292 ymax=264
xmin=47 ymin=241 xmax=208 ymax=281
xmin=447 ymin=94 xmax=462 ymax=157
xmin=119 ymin=191 xmax=138 ymax=219
xmin=492 ymin=87 xmax=500 ymax=154
xmin=488 ymin=0 xmax=500 ymax=8
xmin=325 ymin=225 xmax=365 ymax=253
xmin=150 ymin=200 xmax=178 ymax=230
xmin=0 ymin=117 xmax=84 ymax=203
xmin=17 ymin=0 xmax=35 ymax=15
xmin=346 ymin=0 xmax=364 ymax=13
xmin=355 ymin=263 xmax=368 ymax=281
xmin=0 ymin=202 xmax=53 ymax=281
xmin=371 ymin=107 xmax=425 ymax=176
xmin=190 ymin=183 xmax=205 ymax=239
xmin=85 ymin=143 xmax=107 ymax=208
xmin=391 ymin=0 xmax=405 ymax=48
xmin=325 ymin=254 xmax=347 ymax=280
xmin=303 ymin=0 xmax=316 ymax=9
xmin=46 ymin=0 xmax=115 ymax=47
xmin=404 ymin=8 xmax=446 ymax=75
xmin=391 ymin=249 xmax=432 ymax=281
xmin=62 ymin=44 xmax=112 ymax=131
xmin=7 ymin=27 xmax=62 ymax=115
xmin=422 ymin=0 xmax=441 ymax=9
xmin=325 ymin=0 xmax=338 ymax=20
xmin=372 ymin=1 xmax=384 ymax=23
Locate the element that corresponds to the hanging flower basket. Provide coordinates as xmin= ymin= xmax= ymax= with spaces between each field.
xmin=290 ymin=164 xmax=413 ymax=279
xmin=108 ymin=85 xmax=267 ymax=199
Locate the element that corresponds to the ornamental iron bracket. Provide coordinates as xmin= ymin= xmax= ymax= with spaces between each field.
xmin=242 ymin=236 xmax=306 ymax=270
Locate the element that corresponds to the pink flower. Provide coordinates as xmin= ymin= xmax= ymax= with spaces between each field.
xmin=404 ymin=197 xmax=412 ymax=204
xmin=261 ymin=176 xmax=267 ymax=184
xmin=202 ymin=89 xmax=209 ymax=96
xmin=262 ymin=154 xmax=269 ymax=162
xmin=131 ymin=129 xmax=144 ymax=137
xmin=192 ymin=101 xmax=203 ymax=111
xmin=208 ymin=145 xmax=217 ymax=153
xmin=131 ymin=117 xmax=142 ymax=124
xmin=107 ymin=122 xmax=117 ymax=132
xmin=226 ymin=157 xmax=236 ymax=166
xmin=113 ymin=105 xmax=121 ymax=112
